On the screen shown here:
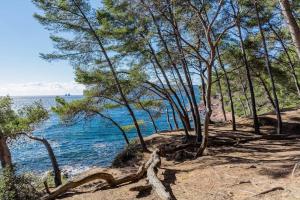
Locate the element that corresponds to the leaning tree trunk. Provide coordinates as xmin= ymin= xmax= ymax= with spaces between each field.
xmin=145 ymin=5 xmax=197 ymax=134
xmin=25 ymin=134 xmax=62 ymax=187
xmin=151 ymin=59 xmax=189 ymax=137
xmin=148 ymin=44 xmax=191 ymax=132
xmin=213 ymin=65 xmax=227 ymax=122
xmin=95 ymin=111 xmax=129 ymax=144
xmin=0 ymin=136 xmax=18 ymax=199
xmin=216 ymin=47 xmax=236 ymax=129
xmin=255 ymin=2 xmax=282 ymax=134
xmin=147 ymin=110 xmax=159 ymax=133
xmin=170 ymin=103 xmax=179 ymax=130
xmin=269 ymin=22 xmax=300 ymax=97
xmin=237 ymin=72 xmax=253 ymax=116
xmin=72 ymin=1 xmax=147 ymax=151
xmin=166 ymin=108 xmax=173 ymax=131
xmin=170 ymin=14 xmax=202 ymax=143
xmin=254 ymin=71 xmax=276 ymax=110
xmin=236 ymin=18 xmax=260 ymax=134
xmin=279 ymin=0 xmax=300 ymax=61
xmin=210 ymin=25 xmax=234 ymax=126
xmin=138 ymin=102 xmax=159 ymax=133
xmin=196 ymin=62 xmax=213 ymax=157
xmin=238 ymin=96 xmax=248 ymax=117
xmin=200 ymin=74 xmax=207 ymax=107
xmin=0 ymin=137 xmax=13 ymax=168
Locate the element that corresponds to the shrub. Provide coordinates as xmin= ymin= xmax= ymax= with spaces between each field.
xmin=0 ymin=168 xmax=41 ymax=200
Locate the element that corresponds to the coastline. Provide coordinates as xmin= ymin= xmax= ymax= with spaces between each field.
xmin=57 ymin=107 xmax=300 ymax=200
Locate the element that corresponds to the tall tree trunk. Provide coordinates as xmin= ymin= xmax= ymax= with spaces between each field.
xmin=258 ymin=74 xmax=276 ymax=109
xmin=235 ymin=15 xmax=260 ymax=134
xmin=213 ymin=65 xmax=227 ymax=122
xmin=237 ymin=73 xmax=252 ymax=116
xmin=167 ymin=3 xmax=202 ymax=142
xmin=209 ymin=17 xmax=235 ymax=126
xmin=0 ymin=136 xmax=18 ymax=199
xmin=170 ymin=103 xmax=179 ymax=130
xmin=0 ymin=137 xmax=12 ymax=168
xmin=255 ymin=2 xmax=282 ymax=134
xmin=25 ymin=134 xmax=62 ymax=187
xmin=143 ymin=1 xmax=198 ymax=137
xmin=216 ymin=47 xmax=236 ymax=129
xmin=238 ymin=96 xmax=248 ymax=117
xmin=269 ymin=22 xmax=300 ymax=97
xmin=95 ymin=112 xmax=129 ymax=144
xmin=148 ymin=44 xmax=192 ymax=132
xmin=196 ymin=61 xmax=213 ymax=157
xmin=279 ymin=0 xmax=300 ymax=60
xmin=72 ymin=0 xmax=147 ymax=151
xmin=200 ymin=74 xmax=207 ymax=107
xmin=150 ymin=60 xmax=190 ymax=136
xmin=138 ymin=102 xmax=158 ymax=133
xmin=146 ymin=110 xmax=159 ymax=133
xmin=166 ymin=108 xmax=173 ymax=131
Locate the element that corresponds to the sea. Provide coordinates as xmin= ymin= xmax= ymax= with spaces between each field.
xmin=10 ymin=95 xmax=179 ymax=176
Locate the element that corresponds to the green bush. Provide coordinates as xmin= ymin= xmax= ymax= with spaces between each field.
xmin=0 ymin=168 xmax=41 ymax=200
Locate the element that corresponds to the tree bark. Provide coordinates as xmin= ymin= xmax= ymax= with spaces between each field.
xmin=254 ymin=72 xmax=276 ymax=110
xmin=148 ymin=44 xmax=191 ymax=133
xmin=0 ymin=136 xmax=19 ymax=199
xmin=167 ymin=4 xmax=202 ymax=142
xmin=213 ymin=65 xmax=227 ymax=122
xmin=166 ymin=108 xmax=173 ymax=131
xmin=216 ymin=47 xmax=236 ymax=128
xmin=41 ymin=167 xmax=145 ymax=200
xmin=268 ymin=22 xmax=300 ymax=97
xmin=254 ymin=2 xmax=282 ymax=134
xmin=142 ymin=1 xmax=199 ymax=138
xmin=138 ymin=102 xmax=159 ymax=133
xmin=95 ymin=111 xmax=129 ymax=144
xmin=279 ymin=0 xmax=300 ymax=60
xmin=196 ymin=61 xmax=213 ymax=157
xmin=238 ymin=96 xmax=248 ymax=117
xmin=147 ymin=149 xmax=172 ymax=200
xmin=149 ymin=59 xmax=190 ymax=137
xmin=25 ymin=134 xmax=62 ymax=187
xmin=170 ymin=103 xmax=179 ymax=130
xmin=0 ymin=137 xmax=12 ymax=168
xmin=237 ymin=72 xmax=252 ymax=116
xmin=200 ymin=74 xmax=207 ymax=107
xmin=234 ymin=4 xmax=260 ymax=134
xmin=71 ymin=0 xmax=147 ymax=151
xmin=41 ymin=149 xmax=167 ymax=200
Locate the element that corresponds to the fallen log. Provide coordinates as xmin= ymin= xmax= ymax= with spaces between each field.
xmin=41 ymin=149 xmax=162 ymax=200
xmin=41 ymin=172 xmax=116 ymax=200
xmin=147 ymin=149 xmax=172 ymax=200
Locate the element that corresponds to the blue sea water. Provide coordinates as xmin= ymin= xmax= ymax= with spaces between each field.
xmin=10 ymin=96 xmax=177 ymax=175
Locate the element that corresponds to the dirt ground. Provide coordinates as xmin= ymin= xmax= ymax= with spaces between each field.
xmin=60 ymin=108 xmax=300 ymax=200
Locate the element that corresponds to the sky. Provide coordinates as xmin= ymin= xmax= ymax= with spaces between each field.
xmin=0 ymin=1 xmax=84 ymax=96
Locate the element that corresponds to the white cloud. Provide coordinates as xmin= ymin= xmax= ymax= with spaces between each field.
xmin=0 ymin=82 xmax=85 ymax=96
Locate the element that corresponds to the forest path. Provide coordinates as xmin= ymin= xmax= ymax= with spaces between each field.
xmin=62 ymin=108 xmax=300 ymax=200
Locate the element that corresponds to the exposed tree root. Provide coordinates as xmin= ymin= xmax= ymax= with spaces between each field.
xmin=147 ymin=149 xmax=172 ymax=200
xmin=41 ymin=149 xmax=171 ymax=200
xmin=291 ymin=162 xmax=300 ymax=178
xmin=254 ymin=187 xmax=284 ymax=196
